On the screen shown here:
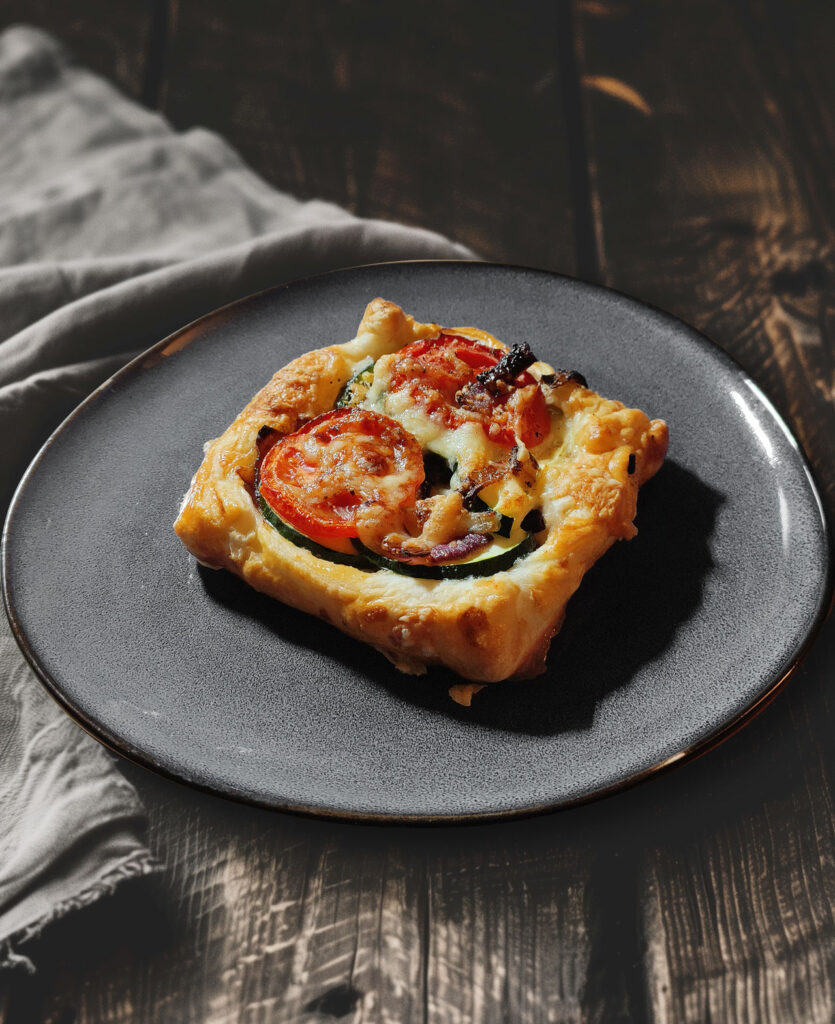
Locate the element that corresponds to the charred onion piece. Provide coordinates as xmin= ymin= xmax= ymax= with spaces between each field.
xmin=460 ymin=460 xmax=511 ymax=507
xmin=455 ymin=341 xmax=540 ymax=411
xmin=454 ymin=381 xmax=494 ymax=412
xmin=474 ymin=342 xmax=537 ymax=394
xmin=382 ymin=531 xmax=491 ymax=565
xmin=428 ymin=533 xmax=491 ymax=563
xmin=377 ymin=492 xmax=499 ymax=563
xmin=460 ymin=445 xmax=538 ymax=507
xmin=540 ymin=368 xmax=588 ymax=389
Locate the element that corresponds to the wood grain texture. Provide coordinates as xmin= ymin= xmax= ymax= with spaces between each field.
xmin=0 ymin=0 xmax=155 ymax=99
xmin=643 ymin=774 xmax=835 ymax=1023
xmin=159 ymin=0 xmax=576 ymax=272
xmin=575 ymin=1 xmax=835 ymax=1021
xmin=575 ymin=0 xmax=834 ymax=511
xmin=6 ymin=774 xmax=596 ymax=1023
xmin=637 ymin=626 xmax=835 ymax=1024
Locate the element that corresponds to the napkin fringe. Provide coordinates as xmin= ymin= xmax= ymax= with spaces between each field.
xmin=0 ymin=849 xmax=160 ymax=973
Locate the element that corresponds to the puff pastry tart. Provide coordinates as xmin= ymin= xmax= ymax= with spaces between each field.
xmin=174 ymin=299 xmax=668 ymax=696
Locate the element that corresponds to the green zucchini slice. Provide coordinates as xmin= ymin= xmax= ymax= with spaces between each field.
xmin=351 ymin=531 xmax=535 ymax=580
xmin=256 ymin=490 xmax=374 ymax=570
xmin=335 ymin=357 xmax=375 ymax=409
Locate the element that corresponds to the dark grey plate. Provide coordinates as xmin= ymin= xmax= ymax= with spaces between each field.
xmin=3 ymin=262 xmax=831 ymax=822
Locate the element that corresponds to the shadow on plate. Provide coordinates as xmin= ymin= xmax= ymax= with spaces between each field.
xmin=199 ymin=459 xmax=722 ymax=737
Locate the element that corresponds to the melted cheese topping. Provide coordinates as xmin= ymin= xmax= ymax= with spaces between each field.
xmin=356 ymin=346 xmax=571 ymax=535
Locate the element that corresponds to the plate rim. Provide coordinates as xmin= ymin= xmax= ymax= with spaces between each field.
xmin=3 ymin=259 xmax=833 ymax=825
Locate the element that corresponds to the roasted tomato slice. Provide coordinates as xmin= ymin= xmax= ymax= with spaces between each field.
xmin=499 ymin=383 xmax=552 ymax=448
xmin=387 ymin=333 xmax=550 ymax=447
xmin=258 ymin=408 xmax=424 ymax=540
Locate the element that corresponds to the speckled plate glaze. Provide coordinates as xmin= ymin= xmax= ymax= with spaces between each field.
xmin=3 ymin=263 xmax=830 ymax=822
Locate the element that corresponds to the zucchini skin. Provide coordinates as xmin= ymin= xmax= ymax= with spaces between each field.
xmin=351 ymin=534 xmax=535 ymax=580
xmin=256 ymin=490 xmax=374 ymax=570
xmin=335 ymin=360 xmax=375 ymax=409
xmin=259 ymin=484 xmax=534 ymax=578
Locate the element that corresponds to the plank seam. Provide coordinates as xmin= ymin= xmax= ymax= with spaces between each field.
xmin=556 ymin=0 xmax=603 ymax=283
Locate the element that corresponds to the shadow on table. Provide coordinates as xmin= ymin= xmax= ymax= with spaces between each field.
xmin=199 ymin=459 xmax=722 ymax=738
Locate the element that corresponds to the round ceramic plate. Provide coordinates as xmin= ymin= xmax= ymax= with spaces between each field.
xmin=3 ymin=262 xmax=830 ymax=821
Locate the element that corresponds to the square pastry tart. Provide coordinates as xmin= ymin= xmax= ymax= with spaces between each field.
xmin=175 ymin=299 xmax=668 ymax=695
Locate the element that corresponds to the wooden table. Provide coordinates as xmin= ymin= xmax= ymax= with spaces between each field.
xmin=2 ymin=2 xmax=833 ymax=1020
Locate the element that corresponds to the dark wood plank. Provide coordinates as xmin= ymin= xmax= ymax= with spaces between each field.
xmin=574 ymin=1 xmax=835 ymax=1020
xmin=159 ymin=0 xmax=577 ymax=272
xmin=644 ymin=776 xmax=835 ymax=1022
xmin=631 ymin=623 xmax=835 ymax=1024
xmin=8 ymin=774 xmax=597 ymax=1023
xmin=0 ymin=0 xmax=156 ymax=100
xmin=575 ymin=0 xmax=834 ymax=510
xmin=423 ymin=840 xmax=591 ymax=1023
xmin=742 ymin=0 xmax=834 ymax=233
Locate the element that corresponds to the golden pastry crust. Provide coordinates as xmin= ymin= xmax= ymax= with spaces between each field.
xmin=174 ymin=299 xmax=668 ymax=683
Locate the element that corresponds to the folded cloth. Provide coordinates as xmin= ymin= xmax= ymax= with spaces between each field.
xmin=0 ymin=25 xmax=472 ymax=969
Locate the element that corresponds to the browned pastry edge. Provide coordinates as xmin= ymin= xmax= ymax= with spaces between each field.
xmin=175 ymin=299 xmax=669 ymax=683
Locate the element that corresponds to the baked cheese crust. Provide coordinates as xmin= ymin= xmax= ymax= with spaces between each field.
xmin=174 ymin=299 xmax=668 ymax=684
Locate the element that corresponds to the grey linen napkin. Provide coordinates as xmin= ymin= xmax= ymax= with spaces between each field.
xmin=0 ymin=25 xmax=471 ymax=969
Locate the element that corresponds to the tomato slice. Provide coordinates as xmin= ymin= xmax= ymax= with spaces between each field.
xmin=387 ymin=333 xmax=550 ymax=447
xmin=505 ymin=385 xmax=551 ymax=448
xmin=258 ymin=408 xmax=424 ymax=540
xmin=388 ymin=334 xmax=499 ymax=411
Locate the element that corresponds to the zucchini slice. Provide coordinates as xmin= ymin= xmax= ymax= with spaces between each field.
xmin=335 ymin=357 xmax=375 ymax=409
xmin=351 ymin=532 xmax=535 ymax=580
xmin=256 ymin=490 xmax=374 ymax=570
